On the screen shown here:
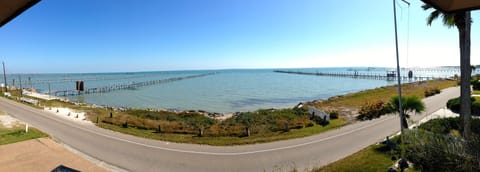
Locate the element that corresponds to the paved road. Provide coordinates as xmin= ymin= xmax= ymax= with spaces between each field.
xmin=0 ymin=87 xmax=459 ymax=172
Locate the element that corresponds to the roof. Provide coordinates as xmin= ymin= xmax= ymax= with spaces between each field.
xmin=422 ymin=0 xmax=480 ymax=13
xmin=0 ymin=0 xmax=40 ymax=27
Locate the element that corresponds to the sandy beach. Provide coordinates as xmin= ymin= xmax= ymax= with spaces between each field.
xmin=44 ymin=107 xmax=93 ymax=125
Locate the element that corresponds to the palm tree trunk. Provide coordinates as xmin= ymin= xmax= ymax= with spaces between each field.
xmin=458 ymin=11 xmax=472 ymax=138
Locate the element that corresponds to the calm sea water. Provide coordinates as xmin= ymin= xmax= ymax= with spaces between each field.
xmin=4 ymin=67 xmax=467 ymax=113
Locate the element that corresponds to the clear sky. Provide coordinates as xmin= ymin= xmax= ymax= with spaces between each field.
xmin=1 ymin=0 xmax=479 ymax=73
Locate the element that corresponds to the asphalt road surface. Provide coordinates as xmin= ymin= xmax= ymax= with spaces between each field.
xmin=0 ymin=87 xmax=459 ymax=172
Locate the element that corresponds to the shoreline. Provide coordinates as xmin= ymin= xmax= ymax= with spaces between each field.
xmin=9 ymin=78 xmax=456 ymax=122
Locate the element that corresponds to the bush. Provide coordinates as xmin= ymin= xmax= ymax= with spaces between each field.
xmin=420 ymin=117 xmax=480 ymax=135
xmin=419 ymin=117 xmax=459 ymax=134
xmin=311 ymin=115 xmax=329 ymax=126
xmin=404 ymin=117 xmax=480 ymax=171
xmin=472 ymin=79 xmax=480 ymax=90
xmin=424 ymin=88 xmax=441 ymax=97
xmin=404 ymin=130 xmax=480 ymax=172
xmin=328 ymin=110 xmax=339 ymax=119
xmin=446 ymin=97 xmax=480 ymax=116
xmin=357 ymin=101 xmax=387 ymax=121
xmin=306 ymin=121 xmax=315 ymax=127
xmin=447 ymin=97 xmax=462 ymax=113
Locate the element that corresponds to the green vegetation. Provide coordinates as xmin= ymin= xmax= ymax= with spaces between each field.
xmin=0 ymin=109 xmax=48 ymax=145
xmin=313 ymin=144 xmax=397 ymax=172
xmin=386 ymin=95 xmax=425 ymax=129
xmin=356 ymin=95 xmax=425 ymax=124
xmin=99 ymin=108 xmax=345 ymax=145
xmin=424 ymin=87 xmax=441 ymax=97
xmin=0 ymin=126 xmax=48 ymax=145
xmin=315 ymin=118 xmax=480 ymax=172
xmin=308 ymin=79 xmax=456 ymax=121
xmin=447 ymin=96 xmax=480 ymax=116
xmin=404 ymin=118 xmax=480 ymax=171
xmin=356 ymin=100 xmax=388 ymax=120
xmin=386 ymin=96 xmax=425 ymax=117
xmin=100 ymin=118 xmax=344 ymax=146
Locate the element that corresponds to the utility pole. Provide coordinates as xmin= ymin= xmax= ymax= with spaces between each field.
xmin=28 ymin=76 xmax=32 ymax=90
xmin=393 ymin=0 xmax=410 ymax=131
xmin=48 ymin=82 xmax=51 ymax=99
xmin=18 ymin=75 xmax=22 ymax=96
xmin=393 ymin=1 xmax=410 ymax=170
xmin=2 ymin=61 xmax=7 ymax=92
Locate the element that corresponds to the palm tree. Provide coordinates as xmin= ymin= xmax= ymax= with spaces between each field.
xmin=387 ymin=95 xmax=425 ymax=128
xmin=422 ymin=4 xmax=472 ymax=138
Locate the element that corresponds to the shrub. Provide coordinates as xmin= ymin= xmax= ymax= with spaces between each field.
xmin=446 ymin=97 xmax=480 ymax=116
xmin=473 ymin=101 xmax=480 ymax=116
xmin=311 ymin=115 xmax=329 ymax=126
xmin=328 ymin=110 xmax=339 ymax=119
xmin=404 ymin=130 xmax=480 ymax=172
xmin=472 ymin=79 xmax=480 ymax=90
xmin=306 ymin=121 xmax=315 ymax=127
xmin=424 ymin=88 xmax=441 ymax=97
xmin=419 ymin=118 xmax=459 ymax=134
xmin=356 ymin=101 xmax=387 ymax=120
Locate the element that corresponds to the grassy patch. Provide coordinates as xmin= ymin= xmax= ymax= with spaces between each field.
xmin=0 ymin=126 xmax=48 ymax=145
xmin=308 ymin=80 xmax=456 ymax=121
xmin=99 ymin=118 xmax=345 ymax=146
xmin=473 ymin=90 xmax=480 ymax=95
xmin=314 ymin=144 xmax=395 ymax=172
xmin=310 ymin=80 xmax=456 ymax=109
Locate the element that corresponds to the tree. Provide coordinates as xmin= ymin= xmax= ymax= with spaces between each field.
xmin=187 ymin=115 xmax=215 ymax=137
xmin=422 ymin=4 xmax=472 ymax=138
xmin=236 ymin=112 xmax=256 ymax=137
xmin=387 ymin=96 xmax=425 ymax=129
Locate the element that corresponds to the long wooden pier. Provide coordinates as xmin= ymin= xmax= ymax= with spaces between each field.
xmin=274 ymin=70 xmax=441 ymax=81
xmin=54 ymin=73 xmax=216 ymax=96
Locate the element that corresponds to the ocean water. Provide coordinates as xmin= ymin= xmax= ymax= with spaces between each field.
xmin=3 ymin=67 xmax=467 ymax=113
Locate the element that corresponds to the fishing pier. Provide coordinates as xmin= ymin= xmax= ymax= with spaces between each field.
xmin=54 ymin=73 xmax=216 ymax=96
xmin=274 ymin=70 xmax=445 ymax=81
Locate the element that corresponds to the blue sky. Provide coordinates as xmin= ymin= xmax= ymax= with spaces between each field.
xmin=1 ymin=0 xmax=479 ymax=73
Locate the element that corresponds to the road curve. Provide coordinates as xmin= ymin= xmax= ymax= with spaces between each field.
xmin=0 ymin=87 xmax=459 ymax=172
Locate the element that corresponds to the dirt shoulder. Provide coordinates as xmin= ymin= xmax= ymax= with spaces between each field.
xmin=0 ymin=137 xmax=108 ymax=172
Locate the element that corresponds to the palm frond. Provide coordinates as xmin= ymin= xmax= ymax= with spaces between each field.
xmin=441 ymin=13 xmax=456 ymax=28
xmin=427 ymin=10 xmax=441 ymax=26
xmin=421 ymin=4 xmax=432 ymax=10
xmin=422 ymin=3 xmax=456 ymax=28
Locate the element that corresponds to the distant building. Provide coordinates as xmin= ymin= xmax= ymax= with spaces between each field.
xmin=307 ymin=106 xmax=330 ymax=121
